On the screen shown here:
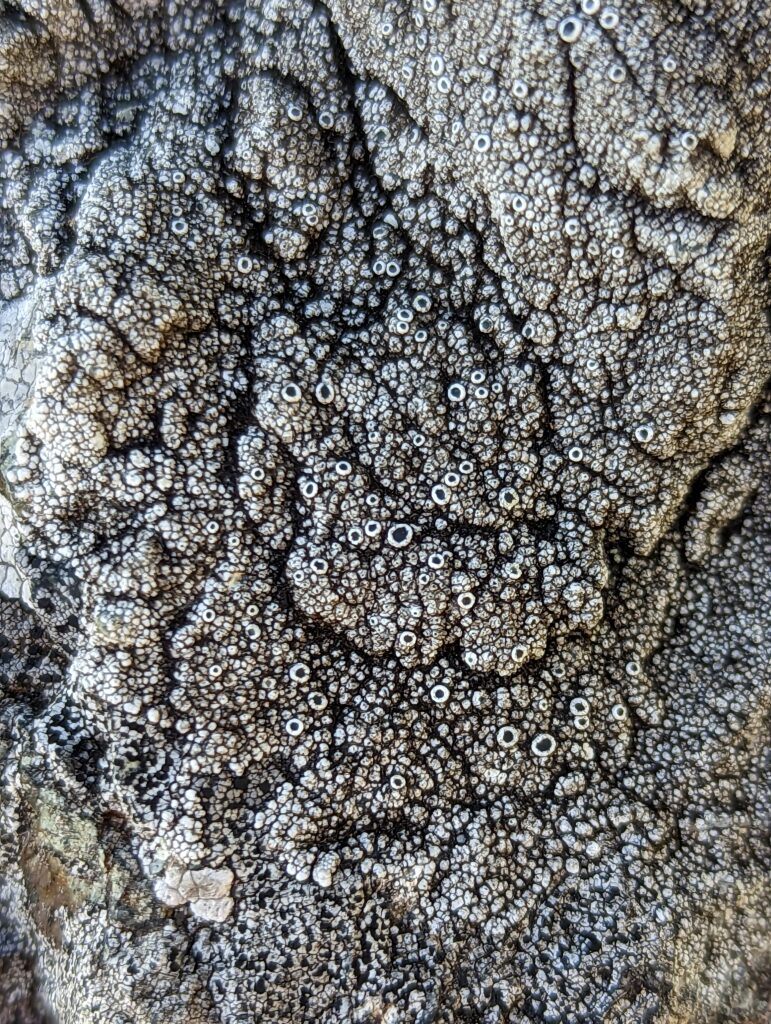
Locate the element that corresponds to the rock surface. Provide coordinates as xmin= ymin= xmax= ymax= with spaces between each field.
xmin=0 ymin=0 xmax=770 ymax=1021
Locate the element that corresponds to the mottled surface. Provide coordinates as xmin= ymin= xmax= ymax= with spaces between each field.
xmin=0 ymin=0 xmax=770 ymax=1021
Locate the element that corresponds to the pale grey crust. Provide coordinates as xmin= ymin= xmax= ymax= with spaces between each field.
xmin=0 ymin=0 xmax=770 ymax=1021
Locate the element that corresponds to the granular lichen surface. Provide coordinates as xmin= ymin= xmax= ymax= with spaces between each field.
xmin=0 ymin=0 xmax=770 ymax=1021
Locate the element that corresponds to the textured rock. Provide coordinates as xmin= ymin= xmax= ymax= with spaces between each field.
xmin=0 ymin=0 xmax=770 ymax=1021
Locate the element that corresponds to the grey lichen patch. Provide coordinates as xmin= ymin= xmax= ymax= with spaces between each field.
xmin=683 ymin=444 xmax=763 ymax=566
xmin=0 ymin=0 xmax=769 ymax=1021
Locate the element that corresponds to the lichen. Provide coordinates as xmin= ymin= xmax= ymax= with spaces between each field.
xmin=0 ymin=0 xmax=770 ymax=1021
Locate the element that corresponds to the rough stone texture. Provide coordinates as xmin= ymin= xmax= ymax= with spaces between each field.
xmin=0 ymin=0 xmax=770 ymax=1021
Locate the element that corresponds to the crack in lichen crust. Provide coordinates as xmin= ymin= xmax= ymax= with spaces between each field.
xmin=0 ymin=0 xmax=770 ymax=1022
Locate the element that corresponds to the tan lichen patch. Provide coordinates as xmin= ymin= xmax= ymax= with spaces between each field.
xmin=19 ymin=786 xmax=106 ymax=946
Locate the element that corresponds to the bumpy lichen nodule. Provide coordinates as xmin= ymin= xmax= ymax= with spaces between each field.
xmin=0 ymin=0 xmax=770 ymax=1021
